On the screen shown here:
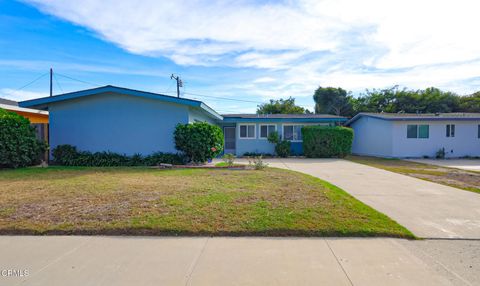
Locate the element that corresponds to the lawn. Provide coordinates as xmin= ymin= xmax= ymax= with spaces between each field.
xmin=347 ymin=155 xmax=480 ymax=194
xmin=0 ymin=167 xmax=413 ymax=238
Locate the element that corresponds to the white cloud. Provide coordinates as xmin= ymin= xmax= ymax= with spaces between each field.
xmin=22 ymin=0 xmax=480 ymax=95
xmin=0 ymin=89 xmax=48 ymax=101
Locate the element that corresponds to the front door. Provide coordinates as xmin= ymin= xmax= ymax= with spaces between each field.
xmin=224 ymin=126 xmax=236 ymax=155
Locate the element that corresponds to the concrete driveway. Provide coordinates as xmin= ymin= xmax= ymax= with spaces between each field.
xmin=407 ymin=159 xmax=480 ymax=172
xmin=2 ymin=236 xmax=476 ymax=286
xmin=245 ymin=158 xmax=480 ymax=239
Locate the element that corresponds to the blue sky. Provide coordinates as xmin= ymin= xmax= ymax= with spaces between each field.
xmin=1 ymin=0 xmax=480 ymax=113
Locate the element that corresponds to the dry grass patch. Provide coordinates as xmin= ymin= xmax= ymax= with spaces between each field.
xmin=347 ymin=156 xmax=480 ymax=194
xmin=0 ymin=166 xmax=412 ymax=237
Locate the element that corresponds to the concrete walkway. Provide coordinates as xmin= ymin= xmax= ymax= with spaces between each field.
xmin=407 ymin=159 xmax=480 ymax=172
xmin=238 ymin=158 xmax=480 ymax=239
xmin=2 ymin=236 xmax=475 ymax=286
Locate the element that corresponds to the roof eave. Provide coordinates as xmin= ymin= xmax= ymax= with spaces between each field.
xmin=222 ymin=117 xmax=347 ymax=123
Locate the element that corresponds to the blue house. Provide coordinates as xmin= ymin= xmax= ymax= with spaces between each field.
xmin=19 ymin=86 xmax=347 ymax=157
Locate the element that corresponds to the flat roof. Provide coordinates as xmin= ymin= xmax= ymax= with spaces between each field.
xmin=19 ymin=85 xmax=222 ymax=120
xmin=222 ymin=113 xmax=347 ymax=123
xmin=346 ymin=112 xmax=480 ymax=125
xmin=0 ymin=98 xmax=18 ymax=106
xmin=0 ymin=103 xmax=49 ymax=115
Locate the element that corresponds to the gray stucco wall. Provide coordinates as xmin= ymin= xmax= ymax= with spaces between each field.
xmin=49 ymin=92 xmax=190 ymax=156
xmin=188 ymin=107 xmax=216 ymax=124
xmin=391 ymin=120 xmax=480 ymax=158
xmin=350 ymin=116 xmax=393 ymax=157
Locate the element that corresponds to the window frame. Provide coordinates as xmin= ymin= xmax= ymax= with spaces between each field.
xmin=282 ymin=124 xmax=304 ymax=142
xmin=478 ymin=125 xmax=480 ymax=139
xmin=259 ymin=124 xmax=277 ymax=140
xmin=407 ymin=125 xmax=418 ymax=139
xmin=418 ymin=124 xmax=429 ymax=139
xmin=446 ymin=124 xmax=455 ymax=138
xmin=238 ymin=124 xmax=256 ymax=139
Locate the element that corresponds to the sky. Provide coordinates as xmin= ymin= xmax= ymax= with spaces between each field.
xmin=1 ymin=0 xmax=480 ymax=113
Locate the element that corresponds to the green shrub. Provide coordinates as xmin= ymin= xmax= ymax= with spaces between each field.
xmin=144 ymin=152 xmax=185 ymax=165
xmin=174 ymin=122 xmax=223 ymax=163
xmin=51 ymin=144 xmax=78 ymax=165
xmin=436 ymin=148 xmax=446 ymax=159
xmin=302 ymin=126 xmax=353 ymax=158
xmin=0 ymin=108 xmax=47 ymax=168
xmin=267 ymin=131 xmax=290 ymax=158
xmin=222 ymin=153 xmax=236 ymax=167
xmin=247 ymin=156 xmax=269 ymax=170
xmin=52 ymin=144 xmax=185 ymax=166
xmin=275 ymin=140 xmax=291 ymax=158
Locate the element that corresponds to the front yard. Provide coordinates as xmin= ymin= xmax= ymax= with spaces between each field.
xmin=348 ymin=156 xmax=480 ymax=194
xmin=0 ymin=167 xmax=412 ymax=238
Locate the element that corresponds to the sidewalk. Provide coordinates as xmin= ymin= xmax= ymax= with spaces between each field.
xmin=0 ymin=236 xmax=470 ymax=286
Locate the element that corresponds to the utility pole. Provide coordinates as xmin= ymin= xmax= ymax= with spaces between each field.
xmin=49 ymin=68 xmax=53 ymax=97
xmin=170 ymin=74 xmax=183 ymax=98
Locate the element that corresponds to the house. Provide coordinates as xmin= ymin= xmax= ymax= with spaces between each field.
xmin=18 ymin=85 xmax=347 ymax=157
xmin=0 ymin=99 xmax=49 ymax=144
xmin=220 ymin=114 xmax=346 ymax=155
xmin=346 ymin=112 xmax=480 ymax=158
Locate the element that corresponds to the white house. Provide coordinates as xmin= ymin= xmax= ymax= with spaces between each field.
xmin=346 ymin=113 xmax=480 ymax=158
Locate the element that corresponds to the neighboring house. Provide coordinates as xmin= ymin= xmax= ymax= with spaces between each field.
xmin=220 ymin=114 xmax=346 ymax=155
xmin=346 ymin=113 xmax=480 ymax=158
xmin=0 ymin=100 xmax=49 ymax=144
xmin=19 ymin=85 xmax=347 ymax=157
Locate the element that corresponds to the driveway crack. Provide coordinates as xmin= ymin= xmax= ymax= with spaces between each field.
xmin=324 ymin=239 xmax=354 ymax=286
xmin=185 ymin=237 xmax=209 ymax=286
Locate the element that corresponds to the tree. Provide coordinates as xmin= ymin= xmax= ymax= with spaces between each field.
xmin=458 ymin=92 xmax=480 ymax=113
xmin=350 ymin=86 xmax=461 ymax=115
xmin=313 ymin=87 xmax=353 ymax=116
xmin=257 ymin=97 xmax=307 ymax=114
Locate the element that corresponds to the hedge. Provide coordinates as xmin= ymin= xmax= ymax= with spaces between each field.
xmin=174 ymin=122 xmax=223 ymax=163
xmin=302 ymin=126 xmax=353 ymax=158
xmin=0 ymin=108 xmax=47 ymax=168
xmin=52 ymin=145 xmax=185 ymax=166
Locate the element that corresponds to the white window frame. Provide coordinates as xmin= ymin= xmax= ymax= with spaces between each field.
xmin=446 ymin=124 xmax=455 ymax=138
xmin=282 ymin=124 xmax=304 ymax=142
xmin=238 ymin=124 xmax=256 ymax=139
xmin=259 ymin=124 xmax=277 ymax=139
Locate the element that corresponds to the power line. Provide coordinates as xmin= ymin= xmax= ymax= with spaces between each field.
xmin=184 ymin=91 xmax=313 ymax=108
xmin=15 ymin=72 xmax=49 ymax=92
xmin=184 ymin=92 xmax=265 ymax=104
xmin=55 ymin=72 xmax=103 ymax=87
xmin=53 ymin=73 xmax=64 ymax=93
xmin=0 ymin=72 xmax=49 ymax=99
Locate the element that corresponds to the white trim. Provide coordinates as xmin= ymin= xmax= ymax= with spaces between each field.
xmin=238 ymin=123 xmax=256 ymax=139
xmin=282 ymin=124 xmax=304 ymax=142
xmin=0 ymin=103 xmax=49 ymax=115
xmin=259 ymin=124 xmax=277 ymax=140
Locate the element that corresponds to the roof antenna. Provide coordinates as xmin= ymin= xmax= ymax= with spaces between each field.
xmin=170 ymin=74 xmax=183 ymax=98
xmin=49 ymin=68 xmax=53 ymax=97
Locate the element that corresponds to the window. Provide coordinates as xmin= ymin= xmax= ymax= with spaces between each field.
xmin=239 ymin=124 xmax=255 ymax=139
xmin=407 ymin=124 xmax=429 ymax=139
xmin=283 ymin=125 xmax=303 ymax=141
xmin=418 ymin=125 xmax=429 ymax=138
xmin=446 ymin=124 xmax=455 ymax=137
xmin=260 ymin=124 xmax=276 ymax=139
xmin=478 ymin=125 xmax=480 ymax=138
xmin=407 ymin=125 xmax=418 ymax=138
